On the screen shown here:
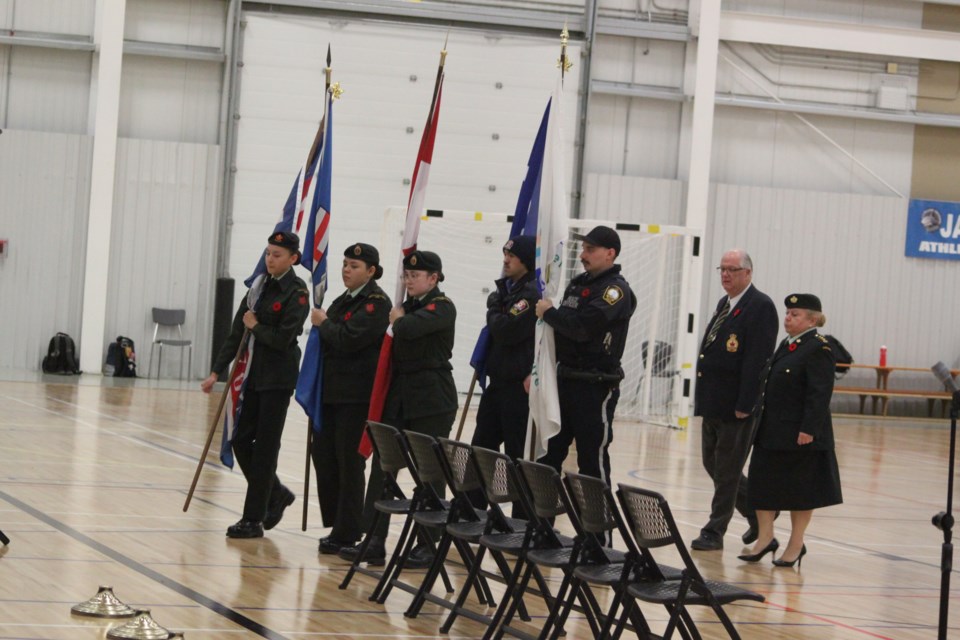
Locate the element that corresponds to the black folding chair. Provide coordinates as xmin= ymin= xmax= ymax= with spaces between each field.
xmin=488 ymin=459 xmax=604 ymax=640
xmin=440 ymin=446 xmax=542 ymax=636
xmin=339 ymin=421 xmax=452 ymax=598
xmin=561 ymin=472 xmax=685 ymax=640
xmin=0 ymin=528 xmax=8 ymax=545
xmin=615 ymin=484 xmax=765 ymax=640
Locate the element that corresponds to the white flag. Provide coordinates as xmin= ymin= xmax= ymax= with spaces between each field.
xmin=526 ymin=72 xmax=569 ymax=461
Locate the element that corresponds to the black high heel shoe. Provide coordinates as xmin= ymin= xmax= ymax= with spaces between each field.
xmin=737 ymin=538 xmax=779 ymax=563
xmin=772 ymin=544 xmax=807 ymax=568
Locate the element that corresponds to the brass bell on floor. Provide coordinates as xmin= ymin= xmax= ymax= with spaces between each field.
xmin=106 ymin=609 xmax=172 ymax=640
xmin=71 ymin=586 xmax=137 ymax=618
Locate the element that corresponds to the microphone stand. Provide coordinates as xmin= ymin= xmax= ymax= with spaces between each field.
xmin=934 ymin=386 xmax=960 ymax=640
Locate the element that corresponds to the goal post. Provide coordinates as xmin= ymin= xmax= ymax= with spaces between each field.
xmin=379 ymin=207 xmax=702 ymax=428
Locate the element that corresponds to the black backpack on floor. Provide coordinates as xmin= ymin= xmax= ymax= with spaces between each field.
xmin=111 ymin=336 xmax=137 ymax=377
xmin=41 ymin=333 xmax=82 ymax=375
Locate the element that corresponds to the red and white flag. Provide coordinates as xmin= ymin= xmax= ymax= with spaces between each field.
xmin=359 ymin=59 xmax=445 ymax=458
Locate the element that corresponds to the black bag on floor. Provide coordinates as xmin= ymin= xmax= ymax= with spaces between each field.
xmin=41 ymin=332 xmax=82 ymax=375
xmin=112 ymin=336 xmax=137 ymax=377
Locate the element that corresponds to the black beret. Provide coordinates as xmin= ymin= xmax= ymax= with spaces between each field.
xmin=344 ymin=243 xmax=383 ymax=279
xmin=268 ymin=231 xmax=301 ymax=263
xmin=573 ymin=225 xmax=621 ymax=256
xmin=503 ymin=235 xmax=536 ymax=272
xmin=403 ymin=250 xmax=444 ymax=281
xmin=784 ymin=293 xmax=822 ymax=312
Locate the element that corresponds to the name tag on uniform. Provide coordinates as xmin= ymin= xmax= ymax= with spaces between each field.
xmin=561 ymin=295 xmax=580 ymax=309
xmin=510 ymin=299 xmax=529 ymax=316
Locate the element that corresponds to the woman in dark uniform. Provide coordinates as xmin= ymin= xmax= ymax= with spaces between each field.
xmin=739 ymin=293 xmax=842 ymax=568
xmin=311 ymin=243 xmax=391 ymax=555
xmin=339 ymin=250 xmax=457 ymax=567
xmin=201 ymin=231 xmax=310 ymax=539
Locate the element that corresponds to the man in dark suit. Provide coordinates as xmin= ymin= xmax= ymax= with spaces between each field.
xmin=691 ymin=249 xmax=778 ymax=551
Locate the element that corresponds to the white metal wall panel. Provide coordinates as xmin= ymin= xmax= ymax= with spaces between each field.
xmin=585 ymin=96 xmax=683 ymax=179
xmin=593 ymin=36 xmax=686 ymax=88
xmin=8 ymin=0 xmax=95 ymax=36
xmin=107 ymin=138 xmax=221 ymax=379
xmin=6 ymin=47 xmax=91 ymax=134
xmin=581 ymin=173 xmax=685 ymax=226
xmin=231 ymin=13 xmax=579 ymax=311
xmin=119 ymin=55 xmax=222 ymax=144
xmin=0 ymin=130 xmax=92 ymax=370
xmin=124 ymin=0 xmax=227 ymax=48
xmin=711 ymin=105 xmax=914 ymax=196
xmin=722 ymin=0 xmax=922 ymax=28
xmin=0 ymin=45 xmax=7 ymax=123
xmin=704 ymin=183 xmax=960 ymax=415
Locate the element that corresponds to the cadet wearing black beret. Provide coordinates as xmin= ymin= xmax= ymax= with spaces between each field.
xmin=310 ymin=242 xmax=391 ymax=555
xmin=202 ymin=231 xmax=310 ymax=538
xmin=340 ymin=248 xmax=457 ymax=567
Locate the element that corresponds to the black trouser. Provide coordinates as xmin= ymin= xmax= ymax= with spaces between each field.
xmin=471 ymin=380 xmax=529 ymax=516
xmin=540 ymin=378 xmax=619 ymax=485
xmin=312 ymin=402 xmax=368 ymax=543
xmin=361 ymin=410 xmax=457 ymax=539
xmin=232 ymin=387 xmax=292 ymax=522
xmin=700 ymin=416 xmax=756 ymax=537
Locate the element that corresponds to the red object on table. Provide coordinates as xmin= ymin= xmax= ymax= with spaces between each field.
xmin=880 ymin=345 xmax=887 ymax=367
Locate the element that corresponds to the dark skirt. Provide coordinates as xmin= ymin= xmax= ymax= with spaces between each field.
xmin=748 ymin=446 xmax=842 ymax=511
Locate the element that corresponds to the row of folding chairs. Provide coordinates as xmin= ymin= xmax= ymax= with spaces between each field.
xmin=338 ymin=421 xmax=764 ymax=640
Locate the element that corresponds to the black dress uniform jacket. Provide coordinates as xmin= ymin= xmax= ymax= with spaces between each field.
xmin=755 ymin=331 xmax=836 ymax=451
xmin=214 ymin=270 xmax=310 ymax=390
xmin=385 ymin=287 xmax=458 ymax=420
xmin=544 ymin=265 xmax=637 ymax=376
xmin=486 ymin=272 xmax=539 ymax=383
xmin=317 ymin=282 xmax=391 ymax=403
xmin=694 ymin=285 xmax=778 ymax=420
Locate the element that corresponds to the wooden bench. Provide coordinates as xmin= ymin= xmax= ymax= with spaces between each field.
xmin=834 ymin=386 xmax=953 ymax=417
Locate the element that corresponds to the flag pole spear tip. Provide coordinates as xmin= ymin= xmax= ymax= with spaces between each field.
xmin=326 ymin=44 xmax=331 ymax=67
xmin=440 ymin=29 xmax=449 ymax=66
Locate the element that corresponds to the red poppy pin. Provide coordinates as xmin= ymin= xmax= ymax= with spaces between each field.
xmin=426 ymin=303 xmax=436 ymax=311
xmin=581 ymin=288 xmax=590 ymax=297
xmin=298 ymin=295 xmax=307 ymax=305
xmin=733 ymin=309 xmax=741 ymax=317
xmin=788 ymin=342 xmax=797 ymax=352
xmin=344 ymin=311 xmax=353 ymax=321
xmin=272 ymin=302 xmax=282 ymax=312
xmin=365 ymin=303 xmax=375 ymax=313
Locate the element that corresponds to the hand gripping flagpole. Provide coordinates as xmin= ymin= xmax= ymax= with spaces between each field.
xmin=183 ymin=330 xmax=250 ymax=512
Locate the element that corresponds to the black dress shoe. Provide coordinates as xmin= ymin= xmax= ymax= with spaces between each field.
xmin=737 ymin=538 xmax=779 ymax=562
xmin=690 ymin=533 xmax=723 ymax=551
xmin=226 ymin=519 xmax=264 ymax=539
xmin=318 ymin=536 xmax=355 ymax=555
xmin=742 ymin=516 xmax=759 ymax=545
xmin=338 ymin=536 xmax=386 ymax=566
xmin=773 ymin=544 xmax=807 ymax=568
xmin=403 ymin=543 xmax=435 ymax=570
xmin=263 ymin=486 xmax=295 ymax=530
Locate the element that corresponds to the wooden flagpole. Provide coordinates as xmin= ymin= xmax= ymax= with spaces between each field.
xmin=183 ymin=328 xmax=250 ymax=512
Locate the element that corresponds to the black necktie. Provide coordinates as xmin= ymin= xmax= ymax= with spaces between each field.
xmin=705 ymin=299 xmax=731 ymax=346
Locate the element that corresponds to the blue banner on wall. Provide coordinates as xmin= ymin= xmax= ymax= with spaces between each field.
xmin=905 ymin=199 xmax=960 ymax=261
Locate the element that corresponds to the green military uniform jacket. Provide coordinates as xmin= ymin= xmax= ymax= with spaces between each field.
xmin=213 ymin=269 xmax=310 ymax=391
xmin=317 ymin=281 xmax=391 ymax=404
xmin=384 ymin=286 xmax=458 ymax=420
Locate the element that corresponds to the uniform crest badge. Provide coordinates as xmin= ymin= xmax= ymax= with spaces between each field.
xmin=602 ymin=286 xmax=623 ymax=305
xmin=298 ymin=295 xmax=307 ymax=305
xmin=726 ymin=333 xmax=739 ymax=353
xmin=789 ymin=295 xmax=798 ymax=303
xmin=510 ymin=299 xmax=529 ymax=316
xmin=366 ymin=303 xmax=375 ymax=313
xmin=353 ymin=244 xmax=362 ymax=255
xmin=410 ymin=255 xmax=418 ymax=266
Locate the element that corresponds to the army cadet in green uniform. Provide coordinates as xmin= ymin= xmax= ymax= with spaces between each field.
xmin=201 ymin=231 xmax=310 ymax=539
xmin=340 ymin=250 xmax=457 ymax=567
xmin=311 ymin=243 xmax=391 ymax=555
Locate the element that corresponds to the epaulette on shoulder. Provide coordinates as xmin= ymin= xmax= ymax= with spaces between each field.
xmin=367 ymin=293 xmax=387 ymax=300
xmin=816 ymin=335 xmax=829 ymax=343
xmin=432 ymin=295 xmax=452 ymax=303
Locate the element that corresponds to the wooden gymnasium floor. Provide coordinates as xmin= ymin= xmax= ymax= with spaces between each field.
xmin=0 ymin=373 xmax=954 ymax=639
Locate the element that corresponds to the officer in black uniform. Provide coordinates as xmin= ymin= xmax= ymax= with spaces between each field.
xmin=472 ymin=235 xmax=539 ymax=464
xmin=311 ymin=243 xmax=391 ymax=555
xmin=201 ymin=231 xmax=310 ymax=539
xmin=339 ymin=250 xmax=457 ymax=566
xmin=535 ymin=225 xmax=636 ymax=485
